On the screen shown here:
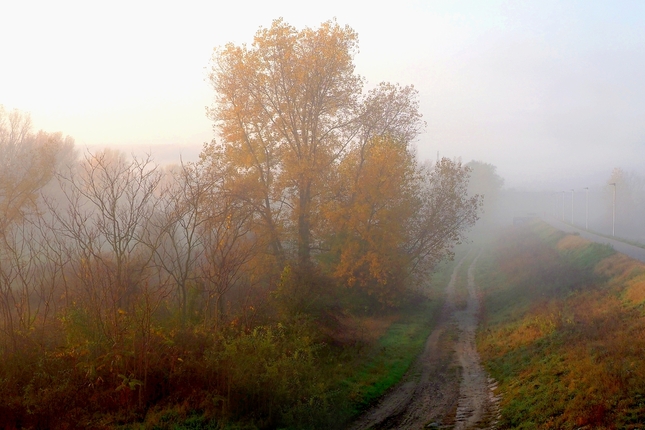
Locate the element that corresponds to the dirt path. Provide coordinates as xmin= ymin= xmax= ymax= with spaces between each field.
xmin=350 ymin=251 xmax=500 ymax=430
xmin=451 ymin=252 xmax=500 ymax=429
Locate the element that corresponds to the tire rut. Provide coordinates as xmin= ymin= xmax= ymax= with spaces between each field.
xmin=349 ymin=250 xmax=500 ymax=430
xmin=452 ymin=252 xmax=500 ymax=430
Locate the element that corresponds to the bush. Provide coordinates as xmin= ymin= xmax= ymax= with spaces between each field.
xmin=203 ymin=318 xmax=336 ymax=429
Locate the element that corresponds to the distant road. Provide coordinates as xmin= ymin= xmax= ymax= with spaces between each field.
xmin=543 ymin=217 xmax=645 ymax=263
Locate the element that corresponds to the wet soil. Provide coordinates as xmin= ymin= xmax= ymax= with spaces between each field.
xmin=350 ymin=251 xmax=500 ymax=430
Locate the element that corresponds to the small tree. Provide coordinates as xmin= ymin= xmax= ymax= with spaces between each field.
xmin=52 ymin=149 xmax=163 ymax=346
xmin=0 ymin=105 xmax=75 ymax=232
xmin=147 ymin=162 xmax=211 ymax=326
xmin=406 ymin=158 xmax=482 ymax=284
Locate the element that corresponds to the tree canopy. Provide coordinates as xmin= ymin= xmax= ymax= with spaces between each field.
xmin=203 ymin=18 xmax=480 ymax=301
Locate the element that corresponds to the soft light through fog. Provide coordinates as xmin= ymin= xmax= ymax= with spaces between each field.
xmin=2 ymin=0 xmax=645 ymax=189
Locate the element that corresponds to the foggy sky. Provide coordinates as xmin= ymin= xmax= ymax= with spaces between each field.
xmin=2 ymin=0 xmax=644 ymax=190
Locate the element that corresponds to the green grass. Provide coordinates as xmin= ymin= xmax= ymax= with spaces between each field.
xmin=333 ymin=255 xmax=461 ymax=420
xmin=476 ymin=222 xmax=645 ymax=428
xmin=341 ymin=296 xmax=442 ymax=413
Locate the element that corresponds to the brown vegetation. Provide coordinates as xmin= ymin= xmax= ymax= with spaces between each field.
xmin=478 ymin=222 xmax=645 ymax=428
xmin=0 ymin=19 xmax=481 ymax=430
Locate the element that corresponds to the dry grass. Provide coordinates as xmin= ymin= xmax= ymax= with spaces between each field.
xmin=594 ymin=252 xmax=645 ymax=281
xmin=556 ymin=234 xmax=590 ymax=251
xmin=624 ymin=274 xmax=645 ymax=305
xmin=477 ymin=223 xmax=645 ymax=428
xmin=331 ymin=313 xmax=400 ymax=346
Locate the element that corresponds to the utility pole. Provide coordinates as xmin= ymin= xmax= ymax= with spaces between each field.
xmin=609 ymin=183 xmax=616 ymax=236
xmin=571 ymin=189 xmax=575 ymax=225
xmin=584 ymin=187 xmax=589 ymax=230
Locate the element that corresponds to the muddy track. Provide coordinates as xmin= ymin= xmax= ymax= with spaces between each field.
xmin=350 ymin=250 xmax=500 ymax=430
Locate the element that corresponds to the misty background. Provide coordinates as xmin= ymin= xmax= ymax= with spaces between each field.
xmin=2 ymin=0 xmax=645 ymax=192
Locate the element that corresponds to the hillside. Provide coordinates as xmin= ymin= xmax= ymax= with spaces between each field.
xmin=477 ymin=221 xmax=645 ymax=428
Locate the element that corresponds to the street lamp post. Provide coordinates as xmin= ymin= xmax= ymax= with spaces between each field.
xmin=584 ymin=187 xmax=589 ymax=230
xmin=571 ymin=189 xmax=575 ymax=225
xmin=609 ymin=183 xmax=616 ymax=236
xmin=561 ymin=191 xmax=565 ymax=221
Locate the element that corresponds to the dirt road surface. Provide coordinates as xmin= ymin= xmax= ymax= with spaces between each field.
xmin=350 ymin=251 xmax=500 ymax=430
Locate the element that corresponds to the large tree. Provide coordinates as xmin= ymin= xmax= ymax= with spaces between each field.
xmin=322 ymin=135 xmax=419 ymax=303
xmin=203 ymin=19 xmax=423 ymax=271
xmin=325 ymin=151 xmax=481 ymax=304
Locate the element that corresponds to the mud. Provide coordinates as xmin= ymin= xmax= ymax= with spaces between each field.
xmin=350 ymin=250 xmax=500 ymax=430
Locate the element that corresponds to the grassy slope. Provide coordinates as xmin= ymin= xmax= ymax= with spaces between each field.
xmin=477 ymin=221 xmax=645 ymax=429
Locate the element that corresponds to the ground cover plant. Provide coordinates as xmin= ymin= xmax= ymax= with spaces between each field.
xmin=477 ymin=221 xmax=645 ymax=429
xmin=0 ymin=287 xmax=446 ymax=430
xmin=340 ymin=276 xmax=447 ymax=416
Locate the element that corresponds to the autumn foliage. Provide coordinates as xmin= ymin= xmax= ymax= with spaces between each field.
xmin=0 ymin=19 xmax=480 ymax=429
xmin=203 ymin=18 xmax=479 ymax=300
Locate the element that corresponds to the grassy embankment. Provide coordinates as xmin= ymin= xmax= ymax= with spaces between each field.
xmin=477 ymin=221 xmax=645 ymax=429
xmin=340 ymin=292 xmax=442 ymax=415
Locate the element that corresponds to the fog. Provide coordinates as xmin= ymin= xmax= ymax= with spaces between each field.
xmin=4 ymin=3 xmax=645 ymax=426
xmin=2 ymin=1 xmax=645 ymax=191
xmin=479 ymin=174 xmax=645 ymax=245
